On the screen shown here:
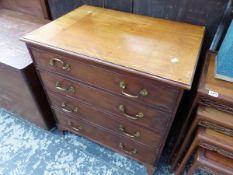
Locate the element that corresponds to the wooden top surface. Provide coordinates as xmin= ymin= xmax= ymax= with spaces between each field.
xmin=198 ymin=105 xmax=233 ymax=128
xmin=206 ymin=128 xmax=233 ymax=145
xmin=203 ymin=149 xmax=233 ymax=168
xmin=0 ymin=9 xmax=48 ymax=69
xmin=203 ymin=52 xmax=233 ymax=99
xmin=22 ymin=5 xmax=205 ymax=89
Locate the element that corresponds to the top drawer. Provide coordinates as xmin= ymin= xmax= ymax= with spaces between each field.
xmin=30 ymin=47 xmax=179 ymax=112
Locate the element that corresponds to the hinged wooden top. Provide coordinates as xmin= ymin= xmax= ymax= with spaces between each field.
xmin=22 ymin=5 xmax=205 ymax=89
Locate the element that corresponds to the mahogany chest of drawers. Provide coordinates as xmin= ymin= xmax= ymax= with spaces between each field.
xmin=22 ymin=5 xmax=205 ymax=174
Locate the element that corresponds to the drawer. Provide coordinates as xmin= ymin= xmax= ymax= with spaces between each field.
xmin=39 ymin=71 xmax=170 ymax=131
xmin=31 ymin=47 xmax=179 ymax=112
xmin=55 ymin=110 xmax=158 ymax=164
xmin=49 ymin=92 xmax=162 ymax=148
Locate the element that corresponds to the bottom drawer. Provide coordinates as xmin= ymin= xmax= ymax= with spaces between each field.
xmin=54 ymin=110 xmax=158 ymax=165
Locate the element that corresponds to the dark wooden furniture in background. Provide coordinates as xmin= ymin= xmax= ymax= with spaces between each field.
xmin=169 ymin=1 xmax=233 ymax=170
xmin=0 ymin=0 xmax=49 ymax=18
xmin=188 ymin=148 xmax=233 ymax=175
xmin=174 ymin=104 xmax=233 ymax=170
xmin=22 ymin=6 xmax=205 ymax=175
xmin=175 ymin=127 xmax=233 ymax=174
xmin=171 ymin=51 xmax=233 ymax=172
xmin=0 ymin=0 xmax=54 ymax=129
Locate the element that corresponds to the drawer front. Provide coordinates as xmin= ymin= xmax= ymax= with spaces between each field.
xmin=55 ymin=110 xmax=158 ymax=164
xmin=31 ymin=47 xmax=178 ymax=112
xmin=39 ymin=71 xmax=170 ymax=131
xmin=49 ymin=92 xmax=162 ymax=148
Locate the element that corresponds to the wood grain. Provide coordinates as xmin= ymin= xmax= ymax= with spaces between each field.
xmin=204 ymin=149 xmax=233 ymax=170
xmin=22 ymin=5 xmax=205 ymax=89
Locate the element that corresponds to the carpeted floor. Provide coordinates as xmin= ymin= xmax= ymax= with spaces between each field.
xmin=0 ymin=108 xmax=208 ymax=175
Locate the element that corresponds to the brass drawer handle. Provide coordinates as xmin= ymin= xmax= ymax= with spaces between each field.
xmin=68 ymin=121 xmax=82 ymax=132
xmin=119 ymin=143 xmax=137 ymax=155
xmin=119 ymin=125 xmax=140 ymax=138
xmin=55 ymin=81 xmax=75 ymax=93
xmin=49 ymin=58 xmax=71 ymax=71
xmin=61 ymin=102 xmax=78 ymax=113
xmin=119 ymin=105 xmax=144 ymax=120
xmin=119 ymin=81 xmax=148 ymax=98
